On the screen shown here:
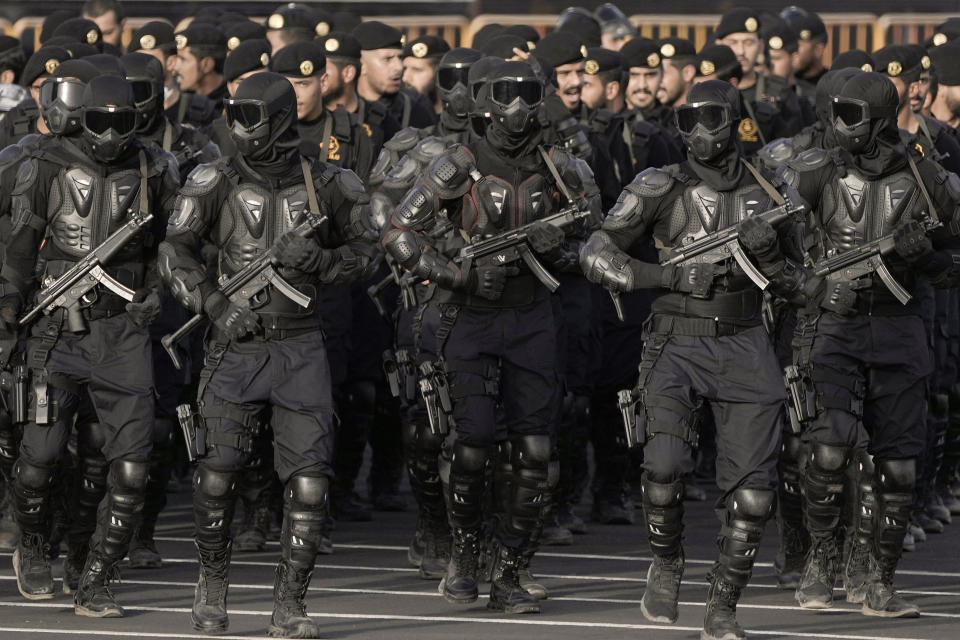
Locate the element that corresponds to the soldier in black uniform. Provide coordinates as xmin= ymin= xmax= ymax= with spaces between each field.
xmin=172 ymin=24 xmax=228 ymax=113
xmin=353 ymin=21 xmax=436 ymax=130
xmin=129 ymin=22 xmax=219 ymax=130
xmin=1 ymin=74 xmax=179 ymax=616
xmin=265 ymin=3 xmax=333 ymax=54
xmin=767 ymin=71 xmax=960 ymax=617
xmin=656 ymin=38 xmax=698 ymax=113
xmin=383 ymin=60 xmax=600 ymax=613
xmin=158 ymin=72 xmax=378 ymax=637
xmin=780 ymin=7 xmax=830 ymax=99
xmin=403 ymin=35 xmax=450 ymax=116
xmin=208 ymin=39 xmax=273 ymax=159
xmin=580 ymin=80 xmax=792 ymax=640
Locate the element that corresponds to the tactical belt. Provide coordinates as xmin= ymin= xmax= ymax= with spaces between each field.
xmin=654 ymin=288 xmax=763 ymax=322
xmin=439 ymin=274 xmax=547 ymax=308
xmin=647 ymin=314 xmax=755 ymax=337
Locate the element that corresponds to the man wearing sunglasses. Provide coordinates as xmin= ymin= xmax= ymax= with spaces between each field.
xmin=159 ymin=71 xmax=378 ymax=638
xmin=0 ymin=74 xmax=180 ymax=617
xmin=755 ymin=72 xmax=960 ymax=619
xmin=581 ymin=80 xmax=798 ymax=640
xmin=383 ymin=59 xmax=601 ymax=614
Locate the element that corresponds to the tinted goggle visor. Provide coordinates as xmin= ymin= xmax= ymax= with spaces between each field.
xmin=438 ymin=66 xmax=471 ymax=91
xmin=490 ymin=79 xmax=543 ymax=108
xmin=83 ymin=106 xmax=137 ymax=135
xmin=225 ymin=98 xmax=269 ymax=130
xmin=675 ymin=102 xmax=730 ymax=134
xmin=38 ymin=78 xmax=86 ymax=110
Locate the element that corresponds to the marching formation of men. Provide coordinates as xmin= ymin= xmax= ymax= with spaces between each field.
xmin=1 ymin=1 xmax=960 ymax=639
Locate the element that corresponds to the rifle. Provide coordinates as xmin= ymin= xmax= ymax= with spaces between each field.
xmin=161 ymin=212 xmax=327 ymax=370
xmin=454 ymin=205 xmax=591 ymax=293
xmin=812 ymin=217 xmax=941 ymax=305
xmin=19 ymin=212 xmax=154 ymax=333
xmin=661 ymin=201 xmax=807 ymax=292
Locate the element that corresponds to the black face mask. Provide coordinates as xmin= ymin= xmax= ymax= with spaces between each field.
xmin=80 ymin=75 xmax=137 ymax=163
xmin=680 ymin=80 xmax=744 ymax=190
xmin=226 ymin=72 xmax=298 ymax=163
xmin=486 ymin=61 xmax=544 ymax=139
xmin=40 ymin=77 xmax=87 ymax=135
xmin=814 ymin=68 xmax=860 ymax=128
xmin=833 ymin=71 xmax=906 ymax=177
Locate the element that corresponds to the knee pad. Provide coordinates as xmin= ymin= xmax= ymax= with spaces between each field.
xmin=450 ymin=441 xmax=488 ymax=475
xmin=728 ymin=486 xmax=776 ymax=522
xmin=875 ymin=458 xmax=916 ymax=493
xmin=512 ymin=434 xmax=550 ymax=472
xmin=642 ymin=476 xmax=684 ymax=507
xmin=809 ymin=442 xmax=850 ymax=473
xmin=110 ymin=458 xmax=149 ymax=492
xmin=14 ymin=459 xmax=53 ymax=490
xmin=195 ymin=465 xmax=238 ymax=498
xmin=781 ymin=432 xmax=804 ymax=463
xmin=286 ymin=474 xmax=329 ymax=508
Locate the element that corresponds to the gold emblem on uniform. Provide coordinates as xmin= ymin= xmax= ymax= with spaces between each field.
xmin=700 ymin=60 xmax=715 ymax=76
xmin=327 ymin=135 xmax=341 ymax=161
xmin=744 ymin=17 xmax=758 ymax=33
xmin=44 ymin=58 xmax=60 ymax=75
xmin=934 ymin=33 xmax=948 ymax=46
xmin=140 ymin=34 xmax=156 ymax=50
xmin=227 ymin=36 xmax=241 ymax=50
xmin=769 ymin=36 xmax=783 ymax=50
xmin=175 ymin=34 xmax=188 ymax=50
xmin=738 ymin=117 xmax=759 ymax=143
xmin=915 ymin=142 xmax=925 ymax=156
xmin=887 ymin=61 xmax=902 ymax=77
xmin=584 ymin=59 xmax=599 ymax=74
xmin=647 ymin=53 xmax=660 ymax=67
xmin=316 ymin=22 xmax=330 ymax=36
xmin=260 ymin=53 xmax=270 ymax=66
xmin=861 ymin=63 xmax=873 ymax=72
xmin=86 ymin=29 xmax=99 ymax=44
xmin=400 ymin=35 xmax=406 ymax=46
xmin=300 ymin=60 xmax=314 ymax=76
xmin=325 ymin=38 xmax=340 ymax=53
xmin=660 ymin=43 xmax=676 ymax=58
xmin=799 ymin=29 xmax=812 ymax=41
xmin=412 ymin=42 xmax=429 ymax=58
xmin=922 ymin=55 xmax=931 ymax=70
xmin=362 ymin=123 xmax=372 ymax=137
xmin=527 ymin=41 xmax=536 ymax=51
xmin=268 ymin=14 xmax=285 ymax=29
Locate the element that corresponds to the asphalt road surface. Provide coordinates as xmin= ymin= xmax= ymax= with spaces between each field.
xmin=0 ymin=481 xmax=957 ymax=640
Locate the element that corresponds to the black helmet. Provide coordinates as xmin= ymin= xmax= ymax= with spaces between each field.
xmin=675 ymin=80 xmax=741 ymax=162
xmin=39 ymin=59 xmax=99 ymax=136
xmin=81 ymin=75 xmax=138 ymax=162
xmin=120 ymin=52 xmax=165 ymax=134
xmin=832 ymin=72 xmax=898 ymax=154
xmin=225 ymin=71 xmax=297 ymax=159
xmin=485 ymin=60 xmax=543 ymax=136
xmin=437 ymin=47 xmax=482 ymax=119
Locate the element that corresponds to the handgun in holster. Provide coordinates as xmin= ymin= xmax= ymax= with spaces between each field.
xmin=783 ymin=365 xmax=815 ymax=434
xmin=382 ymin=349 xmax=401 ymax=398
xmin=11 ymin=364 xmax=27 ymax=425
xmin=396 ymin=348 xmax=417 ymax=403
xmin=419 ymin=361 xmax=452 ymax=437
xmin=617 ymin=388 xmax=645 ymax=449
xmin=177 ymin=403 xmax=206 ymax=462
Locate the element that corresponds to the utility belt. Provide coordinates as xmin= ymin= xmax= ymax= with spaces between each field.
xmin=653 ymin=288 xmax=763 ymax=324
xmin=849 ymin=283 xmax=921 ymax=317
xmin=646 ymin=314 xmax=758 ymax=337
xmin=438 ymin=274 xmax=548 ymax=308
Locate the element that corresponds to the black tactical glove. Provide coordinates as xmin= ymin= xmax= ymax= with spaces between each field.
xmin=817 ymin=277 xmax=868 ymax=316
xmin=893 ymin=220 xmax=935 ymax=265
xmin=738 ymin=216 xmax=779 ymax=264
xmin=467 ymin=265 xmax=520 ymax=301
xmin=275 ymin=231 xmax=324 ymax=272
xmin=125 ymin=289 xmax=161 ymax=328
xmin=663 ymin=262 xmax=720 ymax=299
xmin=526 ymin=220 xmax=565 ymax=254
xmin=203 ymin=292 xmax=260 ymax=340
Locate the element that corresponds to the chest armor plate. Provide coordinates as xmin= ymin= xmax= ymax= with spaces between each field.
xmin=462 ymin=173 xmax=559 ymax=237
xmin=49 ymin=164 xmax=144 ymax=260
xmin=822 ymin=167 xmax=918 ymax=253
xmin=667 ymin=182 xmax=772 ymax=249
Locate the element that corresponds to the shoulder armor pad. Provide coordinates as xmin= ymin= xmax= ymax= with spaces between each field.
xmin=758 ymin=137 xmax=796 ymax=170
xmin=11 ymin=156 xmax=38 ymax=195
xmin=395 ymin=184 xmax=437 ymax=228
xmin=385 ymin=126 xmax=421 ymax=152
xmin=335 ymin=168 xmax=368 ymax=203
xmin=411 ymin=135 xmax=448 ymax=161
xmin=793 ymin=147 xmax=831 ymax=169
xmin=630 ymin=167 xmax=675 ymax=197
xmin=181 ymin=161 xmax=223 ymax=196
xmin=0 ymin=141 xmax=26 ymax=168
xmin=424 ymin=144 xmax=475 ymax=199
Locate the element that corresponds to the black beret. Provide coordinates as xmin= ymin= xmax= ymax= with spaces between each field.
xmin=21 ymin=45 xmax=71 ymax=87
xmin=583 ymin=47 xmax=622 ymax=75
xmin=906 ymin=45 xmax=932 ymax=73
xmin=471 ymin=24 xmax=505 ymax=50
xmin=696 ymin=43 xmax=742 ymax=80
xmin=715 ymin=8 xmax=761 ymax=40
xmin=219 ymin=12 xmax=250 ymax=25
xmin=0 ymin=36 xmax=24 ymax=68
xmin=556 ymin=11 xmax=602 ymax=48
xmin=779 ymin=6 xmax=827 ymax=43
xmin=40 ymin=10 xmax=76 ymax=44
xmin=403 ymin=35 xmax=450 ymax=60
xmin=873 ymin=45 xmax=922 ymax=78
xmin=535 ymin=31 xmax=587 ymax=69
xmin=44 ymin=37 xmax=97 ymax=60
xmin=224 ymin=39 xmax=271 ymax=82
xmin=175 ymin=24 xmax=226 ymax=51
xmin=52 ymin=58 xmax=100 ymax=83
xmin=503 ymin=25 xmax=540 ymax=49
xmin=129 ymin=21 xmax=176 ymax=53
xmin=53 ymin=18 xmax=103 ymax=49
xmin=479 ymin=34 xmax=528 ymax=60
xmin=267 ymin=4 xmax=331 ymax=37
xmin=223 ymin=21 xmax=267 ymax=52
xmin=333 ymin=12 xmax=362 ymax=33
xmin=271 ymin=40 xmax=325 ymax=77
xmin=929 ymin=39 xmax=960 ymax=86
xmin=318 ymin=32 xmax=361 ymax=60
xmin=353 ymin=21 xmax=403 ymax=51
xmin=658 ymin=39 xmax=696 ymax=65
xmin=761 ymin=14 xmax=798 ymax=54
xmin=191 ymin=7 xmax=224 ymax=24
xmin=928 ymin=18 xmax=960 ymax=49
xmin=831 ymin=49 xmax=874 ymax=73
xmin=620 ymin=37 xmax=663 ymax=69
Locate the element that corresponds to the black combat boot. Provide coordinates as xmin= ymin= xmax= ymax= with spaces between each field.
xmin=73 ymin=552 xmax=123 ymax=617
xmin=701 ymin=576 xmax=745 ymax=640
xmin=640 ymin=477 xmax=684 ymax=623
xmin=268 ymin=559 xmax=321 ymax=638
xmin=62 ymin=537 xmax=87 ymax=594
xmin=641 ymin=552 xmax=684 ymax=623
xmin=419 ymin=515 xmax=451 ymax=579
xmin=861 ymin=553 xmax=919 ymax=617
xmin=488 ymin=544 xmax=540 ymax=613
xmin=796 ymin=537 xmax=839 ymax=608
xmin=13 ymin=532 xmax=54 ymax=599
xmin=442 ymin=527 xmax=481 ymax=603
xmin=192 ymin=541 xmax=232 ymax=633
